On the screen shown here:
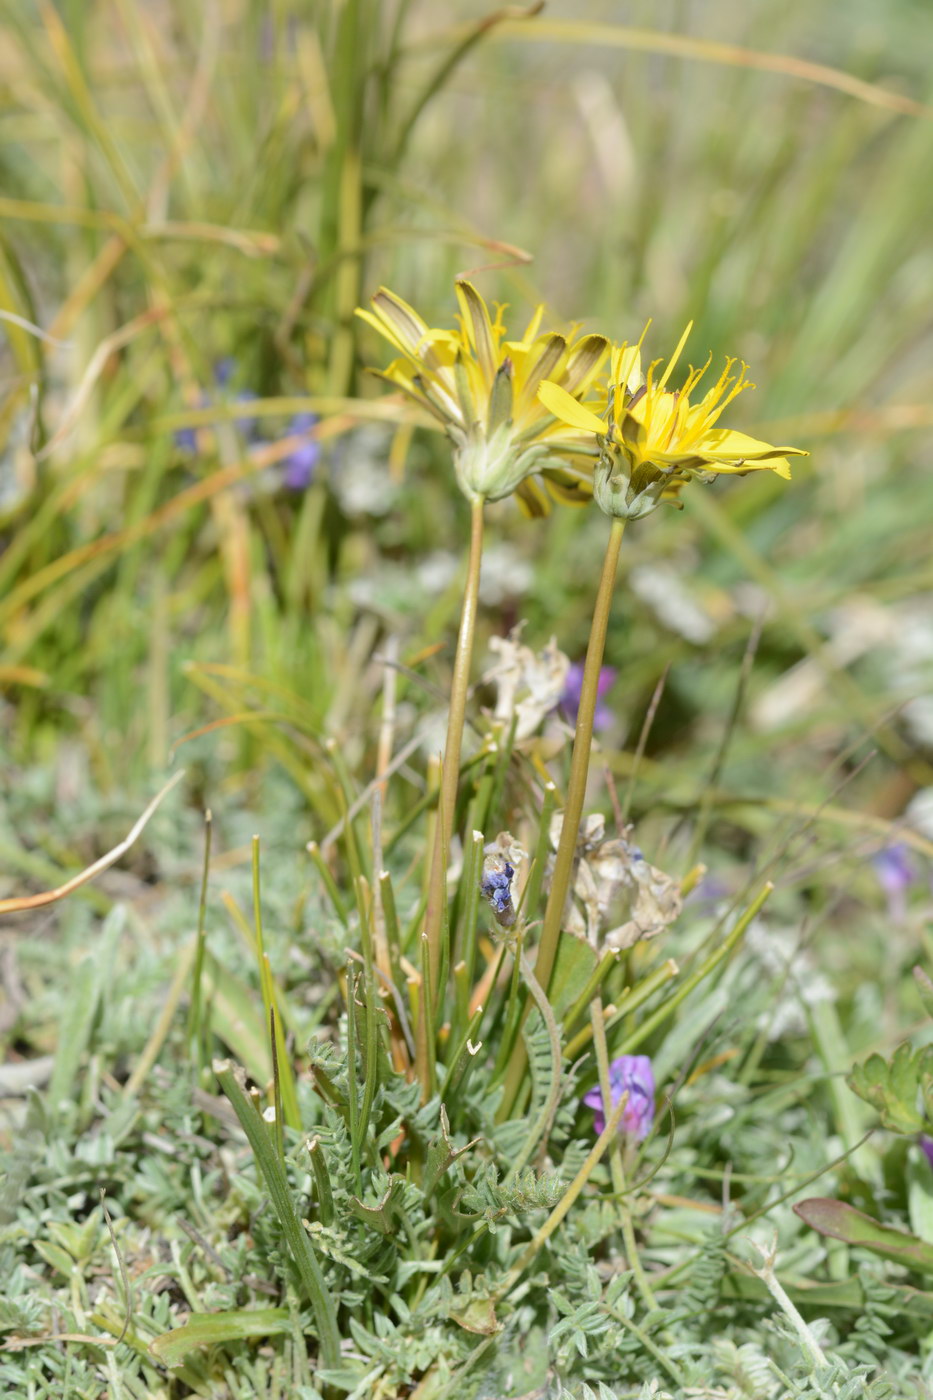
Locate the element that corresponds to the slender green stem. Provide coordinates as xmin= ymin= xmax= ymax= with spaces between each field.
xmin=186 ymin=809 xmax=212 ymax=1072
xmin=417 ymin=494 xmax=485 ymax=1097
xmin=503 ymin=942 xmax=563 ymax=1181
xmin=601 ymin=1302 xmax=686 ymax=1388
xmin=352 ymin=875 xmax=382 ymax=1180
xmin=747 ymin=1242 xmax=829 ymax=1370
xmin=564 ymin=957 xmax=679 ymax=1060
xmin=252 ymin=840 xmax=300 ymax=1130
xmin=307 ymin=841 xmax=350 ymax=926
xmin=499 ymin=516 xmax=626 ymax=1118
xmin=440 ymin=1001 xmax=486 ymax=1102
xmin=437 ymin=495 xmax=485 ymax=878
xmin=561 ymin=946 xmax=620 ymax=1036
xmin=539 ymin=516 xmax=626 ymax=989
xmin=453 ymin=830 xmax=485 ymax=1043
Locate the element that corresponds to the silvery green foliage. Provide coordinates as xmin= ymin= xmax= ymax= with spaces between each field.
xmin=4 ymin=810 xmax=933 ymax=1399
xmin=711 ymin=1338 xmax=778 ymax=1395
xmin=459 ymin=1162 xmax=566 ymax=1228
xmin=557 ymin=1382 xmax=622 ymax=1400
xmin=0 ymin=1258 xmax=46 ymax=1335
xmin=681 ymin=1228 xmax=727 ymax=1316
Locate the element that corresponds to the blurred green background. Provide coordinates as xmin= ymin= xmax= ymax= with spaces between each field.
xmin=1 ymin=0 xmax=931 ymax=958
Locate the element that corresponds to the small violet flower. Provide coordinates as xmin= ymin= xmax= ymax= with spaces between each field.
xmin=282 ymin=411 xmax=321 ymax=490
xmin=560 ymin=662 xmax=617 ymax=731
xmin=174 ymin=363 xmax=321 ymax=492
xmin=583 ymin=1054 xmax=655 ymax=1139
xmin=872 ymin=843 xmax=915 ymax=924
xmin=920 ymin=1135 xmax=933 ymax=1172
xmin=174 ymin=422 xmax=199 ymax=453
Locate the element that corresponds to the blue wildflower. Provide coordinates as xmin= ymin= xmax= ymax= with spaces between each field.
xmin=282 ymin=411 xmax=321 ymax=490
xmin=872 ymin=844 xmax=915 ymax=923
xmin=213 ymin=357 xmax=236 ymax=386
xmin=480 ymin=861 xmax=515 ymax=927
xmin=174 ymin=422 xmax=200 ymax=452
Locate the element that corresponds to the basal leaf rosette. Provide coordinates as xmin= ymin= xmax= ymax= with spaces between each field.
xmin=356 ymin=281 xmax=609 ymax=514
xmin=537 ymin=323 xmax=807 ymax=520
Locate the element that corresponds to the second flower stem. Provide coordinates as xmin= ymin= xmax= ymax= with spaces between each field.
xmin=417 ymin=493 xmax=485 ymax=1097
xmin=498 ymin=515 xmax=626 ymax=1120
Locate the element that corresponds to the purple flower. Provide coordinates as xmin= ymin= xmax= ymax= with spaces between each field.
xmin=174 ymin=362 xmax=259 ymax=452
xmin=214 ymin=357 xmax=236 ymax=386
xmin=872 ymin=844 xmax=915 ymax=923
xmin=920 ymin=1136 xmax=933 ymax=1172
xmin=583 ymin=1054 xmax=655 ymax=1139
xmin=174 ymin=422 xmax=200 ymax=452
xmin=560 ymin=662 xmax=617 ymax=731
xmin=282 ymin=411 xmax=321 ymax=490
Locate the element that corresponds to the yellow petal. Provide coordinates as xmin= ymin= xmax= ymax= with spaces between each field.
xmin=515 ymin=333 xmax=567 ymax=416
xmin=657 ymin=454 xmax=793 ymax=479
xmin=515 ymin=475 xmax=551 ymax=517
xmin=562 ymin=334 xmax=611 ymax=395
xmin=367 ymin=368 xmax=448 ymax=425
xmin=657 ymin=321 xmax=693 ymax=390
xmin=699 ymin=428 xmax=808 ymax=462
xmin=455 ymin=280 xmax=497 ymax=382
xmin=369 ymin=288 xmax=431 ymax=354
xmin=355 ymin=305 xmax=411 ymax=359
xmin=611 ymin=343 xmax=643 ymax=395
xmin=537 ymin=380 xmax=606 ymax=434
xmin=520 ymin=302 xmax=546 ymax=344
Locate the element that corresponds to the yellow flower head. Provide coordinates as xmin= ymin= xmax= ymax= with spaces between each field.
xmin=537 ymin=323 xmax=807 ymax=520
xmin=356 ymin=281 xmax=609 ymax=513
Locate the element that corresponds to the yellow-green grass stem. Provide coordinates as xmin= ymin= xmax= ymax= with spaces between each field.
xmin=252 ymin=838 xmax=300 ymax=1133
xmin=418 ymin=494 xmax=485 ymax=1097
xmin=494 ymin=1087 xmax=630 ymax=1304
xmin=499 ymin=516 xmax=626 ymax=1118
xmin=564 ymin=957 xmax=679 ymax=1060
xmin=614 ymin=884 xmax=773 ymax=1058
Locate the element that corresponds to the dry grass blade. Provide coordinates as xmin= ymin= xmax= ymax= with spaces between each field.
xmin=35 ymin=307 xmax=167 ymax=462
xmin=0 ymin=308 xmax=70 ymax=347
xmin=0 ymin=770 xmax=185 ymax=915
xmin=491 ymin=18 xmax=931 ymax=117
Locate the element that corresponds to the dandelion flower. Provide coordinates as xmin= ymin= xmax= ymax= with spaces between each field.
xmin=356 ymin=282 xmax=609 ymax=514
xmin=538 ymin=323 xmax=807 ymax=520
